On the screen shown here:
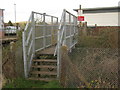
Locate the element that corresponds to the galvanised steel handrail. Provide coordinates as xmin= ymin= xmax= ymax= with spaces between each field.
xmin=23 ymin=10 xmax=77 ymax=79
xmin=55 ymin=9 xmax=78 ymax=79
xmin=54 ymin=10 xmax=65 ymax=56
xmin=22 ymin=12 xmax=35 ymax=78
xmin=23 ymin=11 xmax=58 ymax=78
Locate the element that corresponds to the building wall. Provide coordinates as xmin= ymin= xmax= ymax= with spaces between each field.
xmin=0 ymin=9 xmax=4 ymax=38
xmin=0 ymin=9 xmax=4 ymax=30
xmin=83 ymin=12 xmax=119 ymax=26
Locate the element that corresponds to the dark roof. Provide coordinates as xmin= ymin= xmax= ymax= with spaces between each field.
xmin=0 ymin=9 xmax=5 ymax=12
xmin=0 ymin=9 xmax=4 ymax=10
xmin=73 ymin=6 xmax=120 ymax=14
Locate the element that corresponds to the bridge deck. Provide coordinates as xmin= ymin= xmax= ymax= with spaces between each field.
xmin=36 ymin=46 xmax=56 ymax=55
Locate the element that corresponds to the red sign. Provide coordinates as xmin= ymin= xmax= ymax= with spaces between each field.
xmin=78 ymin=16 xmax=84 ymax=21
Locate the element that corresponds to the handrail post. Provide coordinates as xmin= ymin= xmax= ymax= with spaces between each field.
xmin=57 ymin=10 xmax=66 ymax=80
xmin=23 ymin=12 xmax=33 ymax=78
xmin=51 ymin=16 xmax=54 ymax=45
xmin=63 ymin=10 xmax=66 ymax=45
xmin=22 ymin=31 xmax=28 ymax=78
xmin=32 ymin=11 xmax=35 ymax=54
xmin=57 ymin=29 xmax=60 ymax=79
xmin=27 ymin=11 xmax=35 ymax=73
xmin=69 ymin=14 xmax=72 ymax=52
xmin=43 ymin=13 xmax=46 ymax=48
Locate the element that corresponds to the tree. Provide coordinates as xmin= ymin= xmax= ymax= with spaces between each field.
xmin=8 ymin=20 xmax=13 ymax=26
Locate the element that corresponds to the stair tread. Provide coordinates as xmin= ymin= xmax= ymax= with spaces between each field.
xmin=32 ymin=65 xmax=57 ymax=68
xmin=33 ymin=59 xmax=57 ymax=62
xmin=36 ymin=46 xmax=55 ymax=55
xmin=28 ymin=77 xmax=57 ymax=81
xmin=30 ymin=71 xmax=57 ymax=75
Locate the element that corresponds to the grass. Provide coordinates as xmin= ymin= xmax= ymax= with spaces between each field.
xmin=77 ymin=32 xmax=118 ymax=48
xmin=77 ymin=26 xmax=119 ymax=48
xmin=3 ymin=78 xmax=62 ymax=88
xmin=77 ymin=36 xmax=104 ymax=48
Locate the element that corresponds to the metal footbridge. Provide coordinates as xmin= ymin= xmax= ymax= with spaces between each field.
xmin=22 ymin=9 xmax=78 ymax=81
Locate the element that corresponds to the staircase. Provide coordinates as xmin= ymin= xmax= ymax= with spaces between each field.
xmin=28 ymin=46 xmax=57 ymax=81
xmin=23 ymin=10 xmax=78 ymax=82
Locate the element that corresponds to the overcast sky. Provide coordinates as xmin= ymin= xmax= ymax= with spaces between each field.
xmin=1 ymin=0 xmax=120 ymax=22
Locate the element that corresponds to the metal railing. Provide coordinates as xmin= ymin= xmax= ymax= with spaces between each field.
xmin=54 ymin=9 xmax=78 ymax=78
xmin=23 ymin=10 xmax=78 ymax=78
xmin=22 ymin=11 xmax=58 ymax=78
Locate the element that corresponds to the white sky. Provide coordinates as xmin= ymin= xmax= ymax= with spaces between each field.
xmin=1 ymin=0 xmax=120 ymax=22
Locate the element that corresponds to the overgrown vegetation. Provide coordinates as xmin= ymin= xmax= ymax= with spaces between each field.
xmin=2 ymin=29 xmax=62 ymax=88
xmin=2 ymin=30 xmax=24 ymax=88
xmin=69 ymin=48 xmax=118 ymax=88
xmin=2 ymin=24 xmax=119 ymax=88
xmin=3 ymin=78 xmax=61 ymax=88
xmin=69 ymin=26 xmax=119 ymax=88
xmin=77 ymin=27 xmax=119 ymax=48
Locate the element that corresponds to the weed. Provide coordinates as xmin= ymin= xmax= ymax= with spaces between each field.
xmin=3 ymin=78 xmax=62 ymax=88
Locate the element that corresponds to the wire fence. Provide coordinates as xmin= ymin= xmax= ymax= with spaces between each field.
xmin=60 ymin=45 xmax=118 ymax=88
xmin=69 ymin=48 xmax=118 ymax=88
xmin=60 ymin=46 xmax=89 ymax=88
xmin=59 ymin=26 xmax=119 ymax=88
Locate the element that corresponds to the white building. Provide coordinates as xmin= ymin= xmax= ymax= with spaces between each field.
xmin=74 ymin=6 xmax=120 ymax=26
xmin=0 ymin=9 xmax=4 ymax=30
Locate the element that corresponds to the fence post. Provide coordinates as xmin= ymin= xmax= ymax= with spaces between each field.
xmin=75 ymin=17 xmax=78 ymax=44
xmin=82 ymin=22 xmax=87 ymax=36
xmin=60 ymin=46 xmax=68 ymax=87
xmin=73 ymin=16 xmax=76 ymax=47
